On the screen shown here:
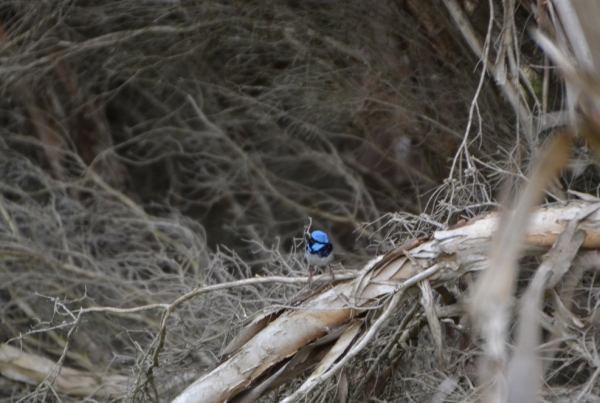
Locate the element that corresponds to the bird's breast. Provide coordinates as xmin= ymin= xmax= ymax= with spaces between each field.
xmin=306 ymin=251 xmax=334 ymax=266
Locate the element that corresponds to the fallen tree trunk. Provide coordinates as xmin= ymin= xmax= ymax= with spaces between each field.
xmin=172 ymin=199 xmax=600 ymax=403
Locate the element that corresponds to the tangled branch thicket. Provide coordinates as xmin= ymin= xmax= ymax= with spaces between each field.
xmin=1 ymin=0 xmax=599 ymax=402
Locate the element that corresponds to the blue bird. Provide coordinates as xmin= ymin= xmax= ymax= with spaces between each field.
xmin=305 ymin=230 xmax=334 ymax=281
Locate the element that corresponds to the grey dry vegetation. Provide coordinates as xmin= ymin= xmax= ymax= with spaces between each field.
xmin=1 ymin=0 xmax=600 ymax=402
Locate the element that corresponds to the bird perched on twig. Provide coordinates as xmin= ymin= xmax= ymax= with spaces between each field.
xmin=305 ymin=230 xmax=334 ymax=282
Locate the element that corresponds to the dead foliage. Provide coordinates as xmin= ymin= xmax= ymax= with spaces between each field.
xmin=1 ymin=1 xmax=600 ymax=403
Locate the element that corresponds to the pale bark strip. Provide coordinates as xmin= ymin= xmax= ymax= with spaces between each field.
xmin=418 ymin=279 xmax=445 ymax=371
xmin=277 ymin=289 xmax=409 ymax=403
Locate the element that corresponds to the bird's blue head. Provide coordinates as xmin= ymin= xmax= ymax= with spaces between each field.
xmin=310 ymin=230 xmax=330 ymax=244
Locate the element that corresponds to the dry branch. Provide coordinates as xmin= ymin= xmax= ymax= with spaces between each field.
xmin=173 ymin=199 xmax=600 ymax=403
xmin=0 ymin=344 xmax=128 ymax=398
